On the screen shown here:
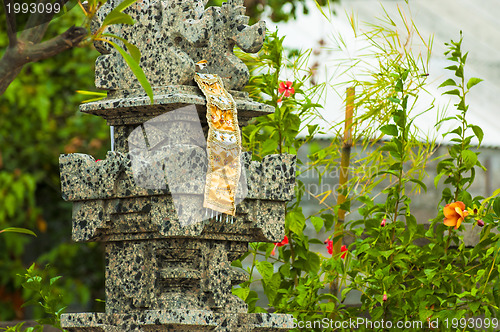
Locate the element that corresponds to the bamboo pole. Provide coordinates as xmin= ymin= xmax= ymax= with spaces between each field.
xmin=332 ymin=87 xmax=355 ymax=296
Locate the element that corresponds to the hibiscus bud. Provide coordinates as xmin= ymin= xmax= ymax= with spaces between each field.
xmin=383 ymin=293 xmax=388 ymax=302
xmin=477 ymin=219 xmax=485 ymax=227
xmin=381 ymin=218 xmax=386 ymax=227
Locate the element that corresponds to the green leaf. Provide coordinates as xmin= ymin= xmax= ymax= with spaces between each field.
xmin=231 ymin=259 xmax=242 ymax=268
xmin=306 ymin=252 xmax=320 ymax=275
xmin=102 ymin=11 xmax=135 ymax=27
xmin=321 ymin=214 xmax=334 ymax=231
xmin=101 ymin=0 xmax=137 ymax=28
xmin=114 ymin=0 xmax=137 ymax=12
xmin=379 ymin=249 xmax=394 ymax=259
xmin=256 ymin=261 xmax=273 ymax=282
xmin=310 ymin=216 xmax=323 ymax=233
xmin=261 ymin=138 xmax=278 ymax=155
xmin=4 ymin=194 xmax=15 ymax=217
xmin=0 ymin=227 xmax=37 ymax=237
xmin=50 ymin=276 xmax=62 ymax=286
xmin=107 ymin=41 xmax=153 ymax=104
xmin=307 ymin=124 xmax=318 ymax=136
xmin=102 ymin=34 xmax=141 ymax=63
xmin=232 ymin=287 xmax=250 ymax=301
xmin=409 ymin=178 xmax=427 ymax=192
xmin=470 ymin=125 xmax=484 ymax=145
xmin=439 ymin=78 xmax=456 ymax=88
xmin=461 ymin=150 xmax=477 ymax=169
xmin=406 ymin=214 xmax=417 ymax=234
xmin=380 ymin=124 xmax=398 ymax=136
xmin=493 ymin=197 xmax=500 ymax=216
xmin=76 ymin=90 xmax=107 ymax=96
xmin=395 ymin=79 xmax=403 ymax=92
xmin=467 ymin=77 xmax=483 ymax=90
xmin=286 ymin=209 xmax=306 ymax=235
xmin=443 ymin=89 xmax=460 ymax=96
xmin=388 ymin=97 xmax=400 ymax=104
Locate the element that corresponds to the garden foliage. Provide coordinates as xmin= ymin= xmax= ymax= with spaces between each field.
xmin=235 ymin=10 xmax=500 ymax=332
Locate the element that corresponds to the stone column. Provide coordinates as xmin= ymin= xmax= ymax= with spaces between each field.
xmin=59 ymin=0 xmax=295 ymax=331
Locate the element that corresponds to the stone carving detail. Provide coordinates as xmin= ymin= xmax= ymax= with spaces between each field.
xmin=93 ymin=0 xmax=265 ymax=91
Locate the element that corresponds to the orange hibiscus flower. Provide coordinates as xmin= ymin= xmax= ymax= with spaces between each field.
xmin=443 ymin=201 xmax=468 ymax=229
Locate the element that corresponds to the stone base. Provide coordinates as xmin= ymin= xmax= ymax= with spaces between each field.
xmin=61 ymin=310 xmax=293 ymax=332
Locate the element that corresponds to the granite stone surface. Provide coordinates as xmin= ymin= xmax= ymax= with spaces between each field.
xmin=92 ymin=0 xmax=265 ymax=92
xmin=60 ymin=1 xmax=295 ymax=330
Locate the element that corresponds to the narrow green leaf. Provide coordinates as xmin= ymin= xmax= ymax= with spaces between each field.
xmin=102 ymin=33 xmax=141 ymax=63
xmin=0 ymin=227 xmax=37 ymax=237
xmin=434 ymin=173 xmax=444 ymax=188
xmin=467 ymin=77 xmax=483 ymax=90
xmin=409 ymin=178 xmax=427 ymax=192
xmin=107 ymin=41 xmax=153 ymax=104
xmin=76 ymin=90 xmax=107 ymax=96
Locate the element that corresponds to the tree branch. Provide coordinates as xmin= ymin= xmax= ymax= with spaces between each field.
xmin=3 ymin=0 xmax=18 ymax=46
xmin=22 ymin=26 xmax=87 ymax=63
xmin=0 ymin=25 xmax=87 ymax=95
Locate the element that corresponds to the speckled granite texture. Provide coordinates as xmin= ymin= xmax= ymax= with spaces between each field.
xmin=60 ymin=0 xmax=295 ymax=330
xmin=60 ymin=151 xmax=295 ymax=241
xmin=92 ymin=0 xmax=264 ymax=91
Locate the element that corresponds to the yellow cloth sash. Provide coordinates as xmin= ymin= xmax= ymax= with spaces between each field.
xmin=194 ymin=73 xmax=241 ymax=216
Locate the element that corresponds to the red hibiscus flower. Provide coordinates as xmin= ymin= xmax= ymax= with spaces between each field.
xmin=325 ymin=239 xmax=333 ymax=255
xmin=340 ymin=245 xmax=348 ymax=259
xmin=271 ymin=235 xmax=289 ymax=255
xmin=278 ymin=81 xmax=295 ymax=102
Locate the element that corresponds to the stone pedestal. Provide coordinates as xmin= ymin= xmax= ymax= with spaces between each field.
xmin=59 ymin=0 xmax=295 ymax=331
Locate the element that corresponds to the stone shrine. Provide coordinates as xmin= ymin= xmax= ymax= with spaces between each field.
xmin=59 ymin=0 xmax=295 ymax=330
